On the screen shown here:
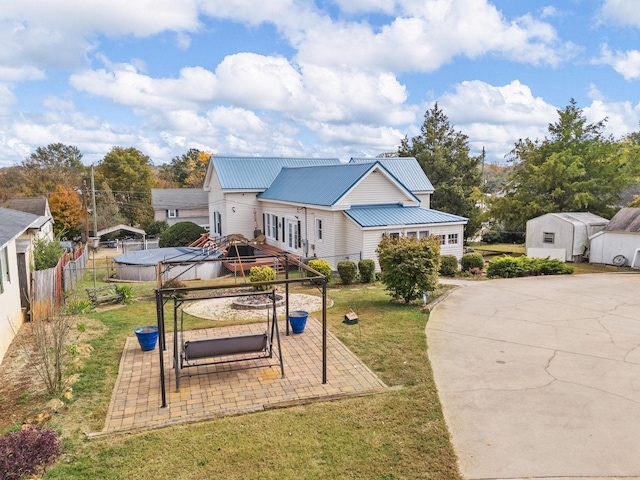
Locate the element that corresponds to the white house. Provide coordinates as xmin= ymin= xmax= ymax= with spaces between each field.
xmin=1 ymin=197 xmax=55 ymax=242
xmin=203 ymin=157 xmax=467 ymax=270
xmin=526 ymin=212 xmax=609 ymax=262
xmin=151 ymin=189 xmax=209 ymax=229
xmin=589 ymin=207 xmax=640 ymax=267
xmin=0 ymin=207 xmax=41 ymax=364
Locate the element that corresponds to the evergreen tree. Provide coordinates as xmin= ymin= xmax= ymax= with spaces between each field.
xmin=489 ymin=100 xmax=640 ymax=232
xmin=398 ymin=104 xmax=484 ymax=238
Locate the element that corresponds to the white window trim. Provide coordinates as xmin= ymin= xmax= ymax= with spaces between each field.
xmin=167 ymin=209 xmax=177 ymax=218
xmin=315 ymin=218 xmax=323 ymax=243
xmin=447 ymin=233 xmax=459 ymax=245
xmin=543 ymin=232 xmax=555 ymax=244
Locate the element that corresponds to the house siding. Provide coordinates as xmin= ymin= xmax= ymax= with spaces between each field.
xmin=337 ymin=170 xmax=412 ymax=206
xmin=0 ymin=240 xmax=24 ymax=364
xmin=224 ymin=193 xmax=260 ymax=238
xmin=415 ymin=193 xmax=430 ymax=208
xmin=589 ymin=231 xmax=640 ymax=267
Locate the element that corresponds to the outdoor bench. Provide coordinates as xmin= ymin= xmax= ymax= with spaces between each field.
xmin=86 ymin=284 xmax=124 ymax=305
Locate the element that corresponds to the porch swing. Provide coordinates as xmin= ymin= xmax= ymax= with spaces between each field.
xmin=174 ymin=289 xmax=285 ymax=392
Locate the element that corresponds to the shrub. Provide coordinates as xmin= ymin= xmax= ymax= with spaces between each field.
xmin=337 ymin=261 xmax=358 ymax=285
xmin=64 ymin=299 xmax=95 ymax=315
xmin=33 ymin=237 xmax=64 ymax=271
xmin=377 ymin=235 xmax=440 ymax=303
xmin=306 ymin=259 xmax=332 ymax=279
xmin=461 ymin=252 xmax=484 ymax=272
xmin=146 ymin=220 xmax=169 ymax=237
xmin=439 ymin=255 xmax=459 ymax=277
xmin=249 ymin=266 xmax=276 ymax=291
xmin=486 ymin=256 xmax=574 ymax=278
xmin=159 ymin=221 xmax=206 ymax=247
xmin=0 ymin=425 xmax=62 ymax=480
xmin=482 ymin=228 xmax=503 ymax=244
xmin=358 ymin=259 xmax=376 ymax=283
xmin=116 ymin=284 xmax=135 ymax=304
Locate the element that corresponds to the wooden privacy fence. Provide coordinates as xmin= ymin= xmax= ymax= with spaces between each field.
xmin=32 ymin=245 xmax=88 ymax=313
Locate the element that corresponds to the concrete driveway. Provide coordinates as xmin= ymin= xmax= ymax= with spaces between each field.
xmin=427 ymin=273 xmax=640 ymax=480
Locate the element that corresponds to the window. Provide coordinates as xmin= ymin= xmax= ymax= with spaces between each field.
xmin=167 ymin=209 xmax=177 ymax=218
xmin=315 ymin=218 xmax=323 ymax=242
xmin=265 ymin=213 xmax=278 ymax=240
xmin=212 ymin=211 xmax=222 ymax=236
xmin=543 ymin=232 xmax=555 ymax=244
xmin=418 ymin=230 xmax=430 ymax=238
xmin=406 ymin=231 xmax=417 ymax=238
xmin=448 ymin=233 xmax=459 ymax=245
xmin=389 ymin=232 xmax=400 ymax=240
xmin=437 ymin=235 xmax=446 ymax=245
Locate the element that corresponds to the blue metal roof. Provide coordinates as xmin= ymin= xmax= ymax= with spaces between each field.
xmin=258 ymin=163 xmax=377 ymax=206
xmin=113 ymin=247 xmax=224 ymax=266
xmin=212 ymin=157 xmax=342 ymax=190
xmin=349 ymin=157 xmax=434 ymax=192
xmin=345 ymin=204 xmax=467 ymax=228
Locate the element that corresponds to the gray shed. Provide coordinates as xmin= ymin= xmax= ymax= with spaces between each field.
xmin=589 ymin=207 xmax=640 ymax=267
xmin=526 ymin=212 xmax=609 ymax=262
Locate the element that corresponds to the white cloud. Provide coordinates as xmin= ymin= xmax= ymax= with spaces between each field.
xmin=584 ymin=99 xmax=640 ymax=138
xmin=594 ymin=45 xmax=640 ymax=81
xmin=599 ymin=0 xmax=640 ymax=28
xmin=294 ymin=0 xmax=573 ymax=72
xmin=435 ymin=80 xmax=558 ymax=160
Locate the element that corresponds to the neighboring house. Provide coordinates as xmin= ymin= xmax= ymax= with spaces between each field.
xmin=0 ymin=207 xmax=41 ymax=364
xmin=526 ymin=212 xmax=609 ymax=262
xmin=589 ymin=207 xmax=640 ymax=267
xmin=1 ymin=197 xmax=55 ymax=242
xmin=151 ymin=189 xmax=210 ymax=229
xmin=203 ymin=157 xmax=467 ymax=270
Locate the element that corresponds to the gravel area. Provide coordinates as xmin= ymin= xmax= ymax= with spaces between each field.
xmin=183 ymin=293 xmax=332 ymax=321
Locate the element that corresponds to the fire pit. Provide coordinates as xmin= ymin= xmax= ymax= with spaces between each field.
xmin=231 ymin=293 xmax=285 ymax=310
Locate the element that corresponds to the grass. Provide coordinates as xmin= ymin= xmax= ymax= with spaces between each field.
xmin=38 ymin=275 xmax=461 ymax=479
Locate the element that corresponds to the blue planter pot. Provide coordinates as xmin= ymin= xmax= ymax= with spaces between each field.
xmin=134 ymin=326 xmax=158 ymax=351
xmin=289 ymin=310 xmax=309 ymax=334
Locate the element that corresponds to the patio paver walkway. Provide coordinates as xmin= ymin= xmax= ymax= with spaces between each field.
xmin=95 ymin=316 xmax=386 ymax=435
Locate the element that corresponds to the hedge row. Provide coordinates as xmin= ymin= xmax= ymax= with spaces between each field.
xmin=486 ymin=256 xmax=574 ymax=278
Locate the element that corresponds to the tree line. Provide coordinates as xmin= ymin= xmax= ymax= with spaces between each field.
xmin=1 ymin=99 xmax=639 ymax=242
xmin=0 ymin=146 xmax=211 ymax=239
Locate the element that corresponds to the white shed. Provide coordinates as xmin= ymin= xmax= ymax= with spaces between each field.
xmin=589 ymin=207 xmax=640 ymax=267
xmin=526 ymin=212 xmax=609 ymax=262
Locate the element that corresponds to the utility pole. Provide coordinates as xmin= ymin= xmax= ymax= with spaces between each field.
xmin=83 ymin=180 xmax=89 ymax=241
xmin=481 ymin=146 xmax=486 ymax=184
xmin=90 ymin=165 xmax=98 ymax=237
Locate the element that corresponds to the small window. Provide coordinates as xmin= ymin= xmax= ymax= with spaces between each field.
xmin=418 ymin=230 xmax=430 ymax=238
xmin=438 ymin=235 xmax=446 ymax=245
xmin=265 ymin=213 xmax=277 ymax=240
xmin=448 ymin=233 xmax=459 ymax=245
xmin=167 ymin=209 xmax=177 ymax=218
xmin=406 ymin=231 xmax=417 ymax=238
xmin=316 ymin=218 xmax=323 ymax=242
xmin=389 ymin=232 xmax=400 ymax=240
xmin=543 ymin=232 xmax=555 ymax=244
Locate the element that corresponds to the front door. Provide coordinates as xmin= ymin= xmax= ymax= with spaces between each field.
xmin=286 ymin=219 xmax=299 ymax=253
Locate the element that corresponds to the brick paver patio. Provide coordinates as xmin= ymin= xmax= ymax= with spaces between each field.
xmin=94 ymin=316 xmax=387 ymax=435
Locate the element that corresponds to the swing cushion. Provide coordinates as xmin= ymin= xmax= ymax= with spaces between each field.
xmin=184 ymin=332 xmax=268 ymax=361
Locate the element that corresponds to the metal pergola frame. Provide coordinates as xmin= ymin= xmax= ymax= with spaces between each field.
xmin=154 ymin=249 xmax=328 ymax=408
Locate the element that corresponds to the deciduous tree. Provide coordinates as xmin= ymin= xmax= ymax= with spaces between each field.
xmin=96 ymin=147 xmax=155 ymax=227
xmin=398 ymin=104 xmax=484 ymax=238
xmin=163 ymin=149 xmax=212 ymax=188
xmin=20 ymin=143 xmax=86 ymax=196
xmin=49 ymin=185 xmax=84 ymax=237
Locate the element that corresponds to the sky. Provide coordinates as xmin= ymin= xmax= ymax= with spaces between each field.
xmin=1 ymin=0 xmax=640 ymax=168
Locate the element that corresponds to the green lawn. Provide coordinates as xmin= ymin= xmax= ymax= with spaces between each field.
xmin=42 ymin=277 xmax=461 ymax=479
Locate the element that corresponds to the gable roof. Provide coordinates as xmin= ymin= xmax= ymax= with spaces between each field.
xmin=345 ymin=204 xmax=467 ymax=228
xmin=349 ymin=157 xmax=434 ymax=192
xmin=205 ymin=157 xmax=342 ymax=191
xmin=2 ymin=197 xmax=49 ymax=216
xmin=0 ymin=207 xmax=40 ymax=247
xmin=603 ymin=207 xmax=640 ymax=232
xmin=151 ymin=189 xmax=208 ymax=209
xmin=258 ymin=162 xmax=417 ymax=206
xmin=546 ymin=212 xmax=610 ymax=226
